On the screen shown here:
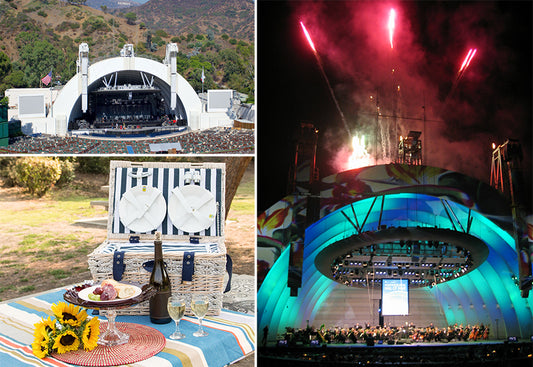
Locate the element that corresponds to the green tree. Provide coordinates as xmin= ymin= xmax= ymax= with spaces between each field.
xmin=189 ymin=67 xmax=215 ymax=92
xmin=17 ymin=37 xmax=62 ymax=86
xmin=82 ymin=16 xmax=110 ymax=35
xmin=155 ymin=29 xmax=168 ymax=38
xmin=55 ymin=159 xmax=75 ymax=188
xmin=100 ymin=5 xmax=107 ymax=13
xmin=217 ymin=48 xmax=254 ymax=96
xmin=124 ymin=12 xmax=137 ymax=25
xmin=136 ymin=41 xmax=147 ymax=54
xmin=0 ymin=52 xmax=12 ymax=81
xmin=15 ymin=31 xmax=40 ymax=48
xmin=1 ymin=70 xmax=27 ymax=91
xmin=76 ymin=157 xmax=110 ymax=175
xmin=8 ymin=157 xmax=62 ymax=197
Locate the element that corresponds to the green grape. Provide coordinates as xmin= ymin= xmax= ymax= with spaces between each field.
xmin=88 ymin=293 xmax=101 ymax=301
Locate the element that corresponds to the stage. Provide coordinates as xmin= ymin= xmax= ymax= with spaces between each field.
xmin=71 ymin=125 xmax=188 ymax=139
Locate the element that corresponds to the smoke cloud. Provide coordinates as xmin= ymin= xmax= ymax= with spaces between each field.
xmin=289 ymin=1 xmax=531 ymax=198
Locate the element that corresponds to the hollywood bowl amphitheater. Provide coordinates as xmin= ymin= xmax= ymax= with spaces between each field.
xmin=2 ymin=43 xmax=254 ymax=154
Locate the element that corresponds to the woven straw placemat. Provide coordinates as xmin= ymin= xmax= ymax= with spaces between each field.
xmin=52 ymin=323 xmax=165 ymax=366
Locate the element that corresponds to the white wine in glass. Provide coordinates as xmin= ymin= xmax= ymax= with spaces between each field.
xmin=191 ymin=294 xmax=209 ymax=337
xmin=167 ymin=296 xmax=186 ymax=339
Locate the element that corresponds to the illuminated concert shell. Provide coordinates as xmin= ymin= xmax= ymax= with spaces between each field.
xmin=257 ymin=164 xmax=533 ymax=339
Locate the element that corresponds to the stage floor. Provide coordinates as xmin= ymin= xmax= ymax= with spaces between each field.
xmin=265 ymin=339 xmax=519 ymax=348
xmin=315 ymin=339 xmax=506 ymax=348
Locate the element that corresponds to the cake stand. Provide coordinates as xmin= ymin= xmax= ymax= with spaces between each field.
xmin=64 ymin=283 xmax=156 ymax=346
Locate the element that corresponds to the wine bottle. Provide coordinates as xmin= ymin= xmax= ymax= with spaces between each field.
xmin=149 ymin=231 xmax=172 ymax=324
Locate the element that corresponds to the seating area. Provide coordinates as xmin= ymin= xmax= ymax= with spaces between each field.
xmin=259 ymin=342 xmax=532 ymax=367
xmin=0 ymin=127 xmax=254 ymax=154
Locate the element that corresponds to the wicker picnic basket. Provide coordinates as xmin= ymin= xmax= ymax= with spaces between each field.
xmin=88 ymin=160 xmax=226 ymax=316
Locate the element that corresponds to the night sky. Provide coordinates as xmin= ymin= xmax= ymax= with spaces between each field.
xmin=257 ymin=0 xmax=532 ymax=213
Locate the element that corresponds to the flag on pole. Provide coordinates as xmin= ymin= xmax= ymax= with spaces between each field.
xmin=41 ymin=71 xmax=52 ymax=86
xmin=201 ymin=68 xmax=205 ymax=83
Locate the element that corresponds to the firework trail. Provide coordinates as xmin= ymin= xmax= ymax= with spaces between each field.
xmin=388 ymin=9 xmax=396 ymax=49
xmin=300 ymin=21 xmax=316 ymax=53
xmin=300 ymin=21 xmax=351 ymax=137
xmin=445 ymin=48 xmax=477 ymax=103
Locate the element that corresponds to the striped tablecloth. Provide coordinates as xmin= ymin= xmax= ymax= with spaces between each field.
xmin=0 ymin=287 xmax=255 ymax=366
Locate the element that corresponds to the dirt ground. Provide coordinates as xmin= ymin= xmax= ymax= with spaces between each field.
xmin=0 ymin=164 xmax=255 ymax=302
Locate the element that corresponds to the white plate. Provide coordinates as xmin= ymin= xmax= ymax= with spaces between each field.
xmin=168 ymin=185 xmax=216 ymax=233
xmin=78 ymin=285 xmax=142 ymax=303
xmin=119 ymin=185 xmax=167 ymax=233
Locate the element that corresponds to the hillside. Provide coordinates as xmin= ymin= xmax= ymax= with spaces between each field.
xmin=0 ymin=0 xmax=145 ymax=66
xmin=0 ymin=0 xmax=254 ymax=97
xmin=119 ymin=0 xmax=254 ymax=42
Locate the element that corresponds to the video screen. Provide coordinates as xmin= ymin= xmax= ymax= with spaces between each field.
xmin=382 ymin=278 xmax=409 ymax=315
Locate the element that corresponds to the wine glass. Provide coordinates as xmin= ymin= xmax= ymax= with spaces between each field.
xmin=191 ymin=293 xmax=209 ymax=337
xmin=167 ymin=295 xmax=186 ymax=339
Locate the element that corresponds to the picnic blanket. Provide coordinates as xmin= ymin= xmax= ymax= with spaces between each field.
xmin=0 ymin=287 xmax=255 ymax=366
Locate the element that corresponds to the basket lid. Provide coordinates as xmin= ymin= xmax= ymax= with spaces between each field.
xmin=108 ymin=161 xmax=225 ymax=240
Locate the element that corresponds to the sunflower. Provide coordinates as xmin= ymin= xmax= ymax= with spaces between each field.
xmin=32 ymin=327 xmax=51 ymax=359
xmin=53 ymin=330 xmax=80 ymax=354
xmin=33 ymin=316 xmax=56 ymax=338
xmin=81 ymin=317 xmax=100 ymax=351
xmin=51 ymin=302 xmax=87 ymax=327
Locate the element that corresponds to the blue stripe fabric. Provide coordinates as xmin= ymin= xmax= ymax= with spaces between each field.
xmin=163 ymin=167 xmax=171 ymax=235
xmin=0 ymin=334 xmax=67 ymax=367
xmin=0 ymin=288 xmax=255 ymax=367
xmin=216 ymin=168 xmax=222 ymax=235
xmin=172 ymin=168 xmax=180 ymax=236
